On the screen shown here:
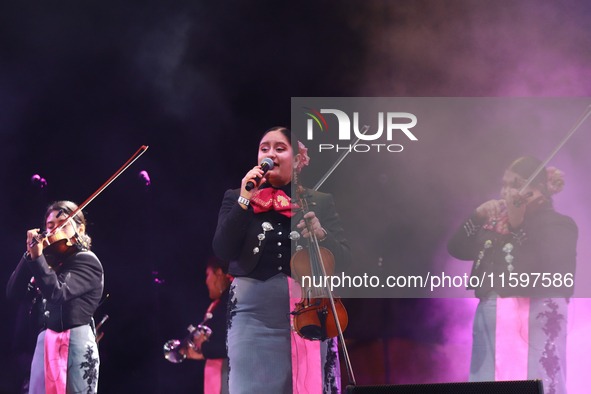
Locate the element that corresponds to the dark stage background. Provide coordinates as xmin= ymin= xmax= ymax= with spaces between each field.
xmin=1 ymin=1 xmax=591 ymax=393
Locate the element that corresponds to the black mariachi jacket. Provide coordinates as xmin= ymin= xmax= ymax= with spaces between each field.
xmin=447 ymin=204 xmax=577 ymax=299
xmin=212 ymin=184 xmax=352 ymax=279
xmin=6 ymin=251 xmax=104 ymax=333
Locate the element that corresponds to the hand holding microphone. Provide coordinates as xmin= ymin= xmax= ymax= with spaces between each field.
xmin=238 ymin=157 xmax=273 ymax=209
xmin=245 ymin=158 xmax=274 ymax=191
xmin=239 ymin=158 xmax=274 ymax=209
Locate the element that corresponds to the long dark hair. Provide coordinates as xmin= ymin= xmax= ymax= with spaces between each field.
xmin=45 ymin=201 xmax=92 ymax=250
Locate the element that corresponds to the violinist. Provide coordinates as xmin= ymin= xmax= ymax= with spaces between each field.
xmin=213 ymin=127 xmax=351 ymax=394
xmin=6 ymin=201 xmax=104 ymax=394
xmin=447 ymin=157 xmax=577 ymax=394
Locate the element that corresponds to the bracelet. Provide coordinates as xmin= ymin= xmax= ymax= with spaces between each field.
xmin=238 ymin=196 xmax=250 ymax=206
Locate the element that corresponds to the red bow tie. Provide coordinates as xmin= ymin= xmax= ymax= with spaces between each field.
xmin=251 ymin=188 xmax=298 ymax=217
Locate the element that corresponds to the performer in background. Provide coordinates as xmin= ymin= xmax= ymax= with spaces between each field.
xmin=213 ymin=127 xmax=352 ymax=394
xmin=447 ymin=157 xmax=577 ymax=394
xmin=6 ymin=201 xmax=104 ymax=394
xmin=183 ymin=257 xmax=232 ymax=394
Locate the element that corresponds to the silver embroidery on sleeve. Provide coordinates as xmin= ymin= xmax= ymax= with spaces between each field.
xmin=464 ymin=219 xmax=480 ymax=237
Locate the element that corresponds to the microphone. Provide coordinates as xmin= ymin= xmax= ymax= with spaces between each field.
xmin=245 ymin=158 xmax=274 ymax=191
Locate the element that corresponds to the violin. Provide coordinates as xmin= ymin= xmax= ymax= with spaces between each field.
xmin=290 ymin=184 xmax=348 ymax=341
xmin=31 ymin=212 xmax=88 ymax=269
xmin=286 ymin=127 xmax=370 ymax=387
xmin=38 ymin=232 xmax=82 ymax=269
xmin=511 ymin=175 xmax=547 ymax=209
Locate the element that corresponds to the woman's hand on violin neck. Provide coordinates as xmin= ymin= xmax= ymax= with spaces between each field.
xmin=504 ymin=188 xmax=526 ymax=228
xmin=297 ymin=211 xmax=327 ymax=241
xmin=26 ymin=229 xmax=43 ymax=260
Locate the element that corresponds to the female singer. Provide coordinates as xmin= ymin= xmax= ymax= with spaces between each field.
xmin=213 ymin=127 xmax=352 ymax=394
xmin=6 ymin=201 xmax=104 ymax=394
xmin=447 ymin=157 xmax=577 ymax=394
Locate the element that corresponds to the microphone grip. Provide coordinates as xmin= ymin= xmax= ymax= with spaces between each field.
xmin=245 ymin=177 xmax=260 ymax=191
xmin=244 ymin=160 xmax=271 ymax=191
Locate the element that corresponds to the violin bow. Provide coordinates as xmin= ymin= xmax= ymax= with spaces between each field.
xmin=313 ymin=125 xmax=370 ymax=191
xmin=518 ymin=105 xmax=591 ymax=197
xmin=303 ymin=125 xmax=370 ymax=386
xmin=32 ymin=145 xmax=149 ymax=243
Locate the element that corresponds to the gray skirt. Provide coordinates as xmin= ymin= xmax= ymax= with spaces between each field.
xmin=30 ymin=324 xmax=99 ymax=394
xmin=227 ymin=274 xmax=340 ymax=394
xmin=471 ymin=293 xmax=568 ymax=394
